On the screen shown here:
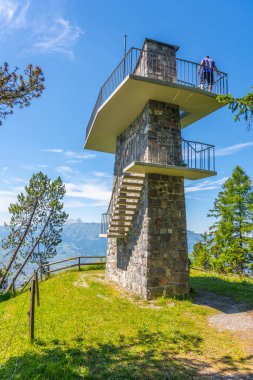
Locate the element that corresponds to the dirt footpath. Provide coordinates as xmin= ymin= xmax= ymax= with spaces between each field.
xmin=195 ymin=291 xmax=253 ymax=355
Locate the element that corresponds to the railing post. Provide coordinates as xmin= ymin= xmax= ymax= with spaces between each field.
xmin=35 ymin=270 xmax=40 ymax=307
xmin=29 ymin=275 xmax=36 ymax=342
xmin=78 ymin=257 xmax=81 ymax=271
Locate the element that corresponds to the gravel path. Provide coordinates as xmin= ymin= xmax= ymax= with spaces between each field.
xmin=195 ymin=291 xmax=253 ymax=355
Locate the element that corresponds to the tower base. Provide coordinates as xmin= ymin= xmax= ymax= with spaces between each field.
xmin=106 ymin=174 xmax=189 ymax=299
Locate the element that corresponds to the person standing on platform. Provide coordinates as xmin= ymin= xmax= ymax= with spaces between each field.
xmin=198 ymin=55 xmax=220 ymax=92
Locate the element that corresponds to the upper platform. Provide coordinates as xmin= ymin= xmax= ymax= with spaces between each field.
xmin=84 ymin=40 xmax=228 ymax=154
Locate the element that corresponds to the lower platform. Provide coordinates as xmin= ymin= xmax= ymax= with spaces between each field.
xmin=123 ymin=161 xmax=216 ymax=180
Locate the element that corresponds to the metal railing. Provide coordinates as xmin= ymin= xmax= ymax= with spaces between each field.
xmin=117 ymin=133 xmax=215 ymax=172
xmin=18 ymin=255 xmax=106 ymax=292
xmin=101 ymin=213 xmax=111 ymax=236
xmin=86 ymin=47 xmax=228 ymax=138
xmin=181 ymin=138 xmax=215 ymax=172
xmin=100 ymin=134 xmax=215 ymax=236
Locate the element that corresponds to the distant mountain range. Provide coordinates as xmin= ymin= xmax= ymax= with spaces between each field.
xmin=0 ymin=220 xmax=201 ymax=261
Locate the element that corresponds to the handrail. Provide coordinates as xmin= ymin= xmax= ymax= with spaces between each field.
xmin=181 ymin=137 xmax=214 ymax=150
xmin=101 ymin=134 xmax=216 ymax=235
xmin=86 ymin=47 xmax=228 ymax=138
xmin=19 ymin=255 xmax=106 ymax=292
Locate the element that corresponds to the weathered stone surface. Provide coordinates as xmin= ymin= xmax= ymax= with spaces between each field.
xmin=134 ymin=39 xmax=178 ymax=83
xmin=106 ymin=41 xmax=188 ymax=300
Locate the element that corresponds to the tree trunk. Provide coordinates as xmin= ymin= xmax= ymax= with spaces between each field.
xmin=0 ymin=199 xmax=38 ymax=289
xmin=6 ymin=211 xmax=52 ymax=293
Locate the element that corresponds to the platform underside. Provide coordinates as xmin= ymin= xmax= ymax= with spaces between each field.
xmin=123 ymin=162 xmax=217 ymax=180
xmin=84 ymin=74 xmax=224 ymax=153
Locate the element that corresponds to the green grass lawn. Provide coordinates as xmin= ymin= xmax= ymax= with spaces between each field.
xmin=0 ymin=268 xmax=252 ymax=379
xmin=190 ymin=269 xmax=253 ymax=307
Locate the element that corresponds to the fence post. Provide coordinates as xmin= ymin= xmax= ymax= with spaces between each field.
xmin=39 ymin=266 xmax=43 ymax=282
xmin=35 ymin=271 xmax=40 ymax=307
xmin=78 ymin=257 xmax=81 ymax=271
xmin=29 ymin=275 xmax=36 ymax=341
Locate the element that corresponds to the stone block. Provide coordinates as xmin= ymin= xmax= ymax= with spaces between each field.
xmin=106 ymin=96 xmax=189 ymax=299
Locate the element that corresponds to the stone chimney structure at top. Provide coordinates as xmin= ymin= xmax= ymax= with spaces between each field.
xmin=84 ymin=37 xmax=228 ymax=299
xmin=134 ymin=38 xmax=179 ymax=83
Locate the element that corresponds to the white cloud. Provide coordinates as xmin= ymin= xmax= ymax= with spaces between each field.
xmin=42 ymin=148 xmax=96 ymax=161
xmin=64 ymin=199 xmax=107 ymax=209
xmin=65 ymin=151 xmax=96 ymax=160
xmin=0 ymin=0 xmax=29 ymax=28
xmin=0 ymin=1 xmax=83 ymax=58
xmin=216 ymin=141 xmax=253 ymax=157
xmin=93 ymin=171 xmax=111 ymax=178
xmin=65 ymin=182 xmax=111 ymax=203
xmin=43 ymin=148 xmax=63 ymax=153
xmin=2 ymin=177 xmax=26 ymax=185
xmin=33 ymin=18 xmax=83 ymax=58
xmin=56 ymin=166 xmax=75 ymax=176
xmin=0 ymin=187 xmax=24 ymax=213
xmin=67 ymin=160 xmax=82 ymax=164
xmin=185 ymin=177 xmax=228 ymax=193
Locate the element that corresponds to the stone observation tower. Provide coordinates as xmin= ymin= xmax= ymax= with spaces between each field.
xmin=84 ymin=39 xmax=228 ymax=299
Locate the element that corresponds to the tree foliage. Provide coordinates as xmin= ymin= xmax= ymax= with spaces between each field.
xmin=0 ymin=172 xmax=68 ymax=291
xmin=190 ymin=232 xmax=211 ymax=271
xmin=0 ymin=63 xmax=44 ymax=124
xmin=191 ymin=166 xmax=253 ymax=274
xmin=217 ymin=89 xmax=253 ymax=129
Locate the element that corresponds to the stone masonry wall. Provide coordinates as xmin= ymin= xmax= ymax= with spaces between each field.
xmin=106 ymin=99 xmax=189 ymax=299
xmin=134 ymin=39 xmax=177 ymax=83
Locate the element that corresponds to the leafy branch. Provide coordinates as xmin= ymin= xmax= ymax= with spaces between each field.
xmin=217 ymin=88 xmax=253 ymax=129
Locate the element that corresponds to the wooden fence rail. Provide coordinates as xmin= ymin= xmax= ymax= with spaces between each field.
xmin=20 ymin=255 xmax=106 ymax=293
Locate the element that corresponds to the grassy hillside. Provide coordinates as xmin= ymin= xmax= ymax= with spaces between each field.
xmin=0 ymin=269 xmax=252 ymax=379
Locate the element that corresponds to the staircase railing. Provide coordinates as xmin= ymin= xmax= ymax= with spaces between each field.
xmin=100 ymin=134 xmax=215 ymax=236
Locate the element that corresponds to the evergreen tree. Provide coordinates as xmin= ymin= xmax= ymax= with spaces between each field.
xmin=208 ymin=166 xmax=253 ymax=274
xmin=0 ymin=173 xmax=68 ymax=291
xmin=0 ymin=63 xmax=44 ymax=125
xmin=191 ymin=232 xmax=211 ymax=270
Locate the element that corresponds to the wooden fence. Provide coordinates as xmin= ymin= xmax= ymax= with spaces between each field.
xmin=20 ymin=255 xmax=106 ymax=293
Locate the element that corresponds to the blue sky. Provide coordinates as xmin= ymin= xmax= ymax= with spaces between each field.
xmin=0 ymin=0 xmax=252 ymax=233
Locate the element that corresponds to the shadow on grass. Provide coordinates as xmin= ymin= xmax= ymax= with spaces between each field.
xmin=0 ymin=292 xmax=13 ymax=303
xmin=1 ymin=330 xmax=253 ymax=379
xmin=190 ymin=275 xmax=253 ymax=313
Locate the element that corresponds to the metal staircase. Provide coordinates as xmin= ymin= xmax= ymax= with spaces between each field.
xmin=103 ymin=172 xmax=145 ymax=238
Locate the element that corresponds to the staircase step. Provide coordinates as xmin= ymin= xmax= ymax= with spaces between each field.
xmin=110 ymin=223 xmax=130 ymax=228
xmin=115 ymin=205 xmax=137 ymax=210
xmin=110 ymin=220 xmax=131 ymax=225
xmin=122 ymin=178 xmax=144 ymax=185
xmin=114 ymin=210 xmax=135 ymax=215
xmin=123 ymin=173 xmax=145 ymax=179
xmin=117 ymin=194 xmax=140 ymax=200
xmin=107 ymin=234 xmax=126 ymax=238
xmin=104 ymin=171 xmax=145 ymax=239
xmin=109 ymin=227 xmax=130 ymax=233
xmin=116 ymin=199 xmax=139 ymax=206
xmin=120 ymin=186 xmax=143 ymax=192
xmin=111 ymin=217 xmax=133 ymax=222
